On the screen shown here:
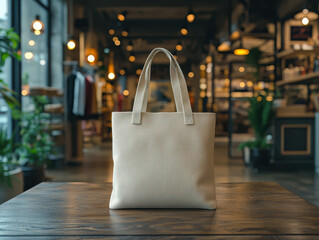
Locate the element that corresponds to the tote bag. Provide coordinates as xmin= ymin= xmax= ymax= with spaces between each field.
xmin=110 ymin=48 xmax=216 ymax=209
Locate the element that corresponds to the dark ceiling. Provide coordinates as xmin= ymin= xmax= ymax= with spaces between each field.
xmin=74 ymin=0 xmax=316 ymax=71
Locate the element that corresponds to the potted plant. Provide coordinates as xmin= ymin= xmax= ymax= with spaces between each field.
xmin=19 ymin=96 xmax=53 ymax=190
xmin=239 ymin=91 xmax=274 ymax=170
xmin=0 ymin=28 xmax=22 ymax=203
xmin=0 ymin=128 xmax=23 ymax=203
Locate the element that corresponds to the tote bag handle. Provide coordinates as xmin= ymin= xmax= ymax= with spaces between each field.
xmin=132 ymin=48 xmax=194 ymax=125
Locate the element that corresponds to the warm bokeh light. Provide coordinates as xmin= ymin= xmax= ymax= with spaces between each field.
xmin=181 ymin=28 xmax=188 ymax=35
xmin=129 ymin=54 xmax=136 ymax=62
xmin=302 ymin=17 xmax=309 ymax=25
xmin=200 ymin=64 xmax=206 ymax=71
xmin=239 ymin=66 xmax=245 ymax=72
xmin=266 ymin=95 xmax=273 ymax=101
xmin=28 ymin=40 xmax=35 ymax=46
xmin=234 ymin=48 xmax=249 ymax=56
xmin=112 ymin=36 xmax=118 ymax=42
xmin=87 ymin=54 xmax=95 ymax=63
xmin=240 ymin=81 xmax=245 ymax=88
xmin=108 ymin=72 xmax=115 ymax=80
xmin=24 ymin=52 xmax=33 ymax=60
xmin=32 ymin=20 xmax=43 ymax=31
xmin=31 ymin=16 xmax=44 ymax=35
xmin=123 ymin=90 xmax=129 ymax=96
xmin=67 ymin=39 xmax=76 ymax=50
xmin=186 ymin=10 xmax=195 ymax=23
xmin=188 ymin=72 xmax=194 ymax=78
xmin=136 ymin=69 xmax=142 ymax=75
xmin=200 ymin=83 xmax=207 ymax=90
xmin=247 ymin=81 xmax=253 ymax=87
xmin=115 ymin=40 xmax=121 ymax=46
xmin=120 ymin=69 xmax=125 ymax=75
xmin=200 ymin=91 xmax=206 ymax=98
xmin=176 ymin=42 xmax=183 ymax=51
xmin=117 ymin=12 xmax=126 ymax=21
xmin=122 ymin=30 xmax=128 ymax=37
xmin=109 ymin=29 xmax=115 ymax=35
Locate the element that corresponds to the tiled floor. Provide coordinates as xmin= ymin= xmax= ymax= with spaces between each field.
xmin=47 ymin=142 xmax=319 ymax=207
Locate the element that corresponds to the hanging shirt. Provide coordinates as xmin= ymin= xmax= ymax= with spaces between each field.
xmin=73 ymin=72 xmax=86 ymax=116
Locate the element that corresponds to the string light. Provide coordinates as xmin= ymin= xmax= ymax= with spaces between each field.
xmin=188 ymin=72 xmax=194 ymax=78
xmin=28 ymin=40 xmax=35 ymax=46
xmin=176 ymin=41 xmax=183 ymax=51
xmin=186 ymin=9 xmax=195 ymax=23
xmin=123 ymin=90 xmax=129 ymax=96
xmin=24 ymin=52 xmax=33 ymax=60
xmin=136 ymin=69 xmax=142 ymax=75
xmin=109 ymin=29 xmax=115 ymax=35
xmin=117 ymin=11 xmax=127 ymax=21
xmin=129 ymin=53 xmax=136 ymax=62
xmin=180 ymin=26 xmax=188 ymax=35
xmin=119 ymin=69 xmax=125 ymax=75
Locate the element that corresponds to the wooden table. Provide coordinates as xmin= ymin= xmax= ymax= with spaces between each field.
xmin=0 ymin=182 xmax=319 ymax=239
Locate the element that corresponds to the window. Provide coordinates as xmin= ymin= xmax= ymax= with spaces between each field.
xmin=0 ymin=0 xmax=12 ymax=129
xmin=21 ymin=0 xmax=49 ymax=111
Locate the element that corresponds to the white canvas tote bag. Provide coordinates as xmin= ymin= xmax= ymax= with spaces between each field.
xmin=110 ymin=48 xmax=216 ymax=209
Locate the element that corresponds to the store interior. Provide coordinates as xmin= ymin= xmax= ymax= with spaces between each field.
xmin=0 ymin=0 xmax=319 ymax=207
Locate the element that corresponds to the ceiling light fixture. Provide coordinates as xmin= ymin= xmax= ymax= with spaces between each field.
xmin=67 ymin=37 xmax=76 ymax=50
xmin=234 ymin=39 xmax=249 ymax=56
xmin=186 ymin=9 xmax=195 ymax=23
xmin=31 ymin=15 xmax=44 ymax=35
xmin=295 ymin=8 xmax=318 ymax=25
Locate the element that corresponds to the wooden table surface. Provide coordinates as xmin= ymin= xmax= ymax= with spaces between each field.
xmin=0 ymin=182 xmax=319 ymax=239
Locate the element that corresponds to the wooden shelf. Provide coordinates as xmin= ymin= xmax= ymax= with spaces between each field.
xmin=276 ymin=72 xmax=319 ymax=86
xmin=277 ymin=48 xmax=319 ymax=59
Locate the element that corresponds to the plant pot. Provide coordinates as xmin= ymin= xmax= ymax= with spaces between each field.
xmin=250 ymin=148 xmax=271 ymax=171
xmin=0 ymin=167 xmax=24 ymax=204
xmin=242 ymin=146 xmax=251 ymax=166
xmin=22 ymin=166 xmax=45 ymax=191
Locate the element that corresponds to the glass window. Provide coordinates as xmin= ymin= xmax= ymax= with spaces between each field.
xmin=21 ymin=0 xmax=49 ymax=111
xmin=0 ymin=0 xmax=12 ymax=129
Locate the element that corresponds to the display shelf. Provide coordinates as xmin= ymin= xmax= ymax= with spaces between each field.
xmin=277 ymin=48 xmax=319 ymax=59
xmin=276 ymin=72 xmax=319 ymax=86
xmin=215 ymin=91 xmax=253 ymax=99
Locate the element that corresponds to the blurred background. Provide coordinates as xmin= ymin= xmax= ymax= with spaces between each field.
xmin=0 ymin=0 xmax=319 ymax=206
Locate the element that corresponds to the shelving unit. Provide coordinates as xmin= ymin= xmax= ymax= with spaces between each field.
xmin=277 ymin=72 xmax=319 ymax=86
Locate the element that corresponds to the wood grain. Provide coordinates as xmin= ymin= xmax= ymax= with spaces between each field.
xmin=0 ymin=182 xmax=319 ymax=239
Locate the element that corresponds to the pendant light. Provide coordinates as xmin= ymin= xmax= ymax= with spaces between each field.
xmin=31 ymin=15 xmax=45 ymax=35
xmin=180 ymin=25 xmax=188 ymax=35
xmin=108 ymin=51 xmax=115 ymax=80
xmin=186 ymin=9 xmax=195 ymax=23
xmin=67 ymin=0 xmax=76 ymax=50
xmin=234 ymin=38 xmax=249 ymax=56
xmin=117 ymin=11 xmax=127 ymax=22
xmin=176 ymin=41 xmax=183 ymax=51
xmin=294 ymin=8 xmax=318 ymax=25
xmin=128 ymin=52 xmax=136 ymax=62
